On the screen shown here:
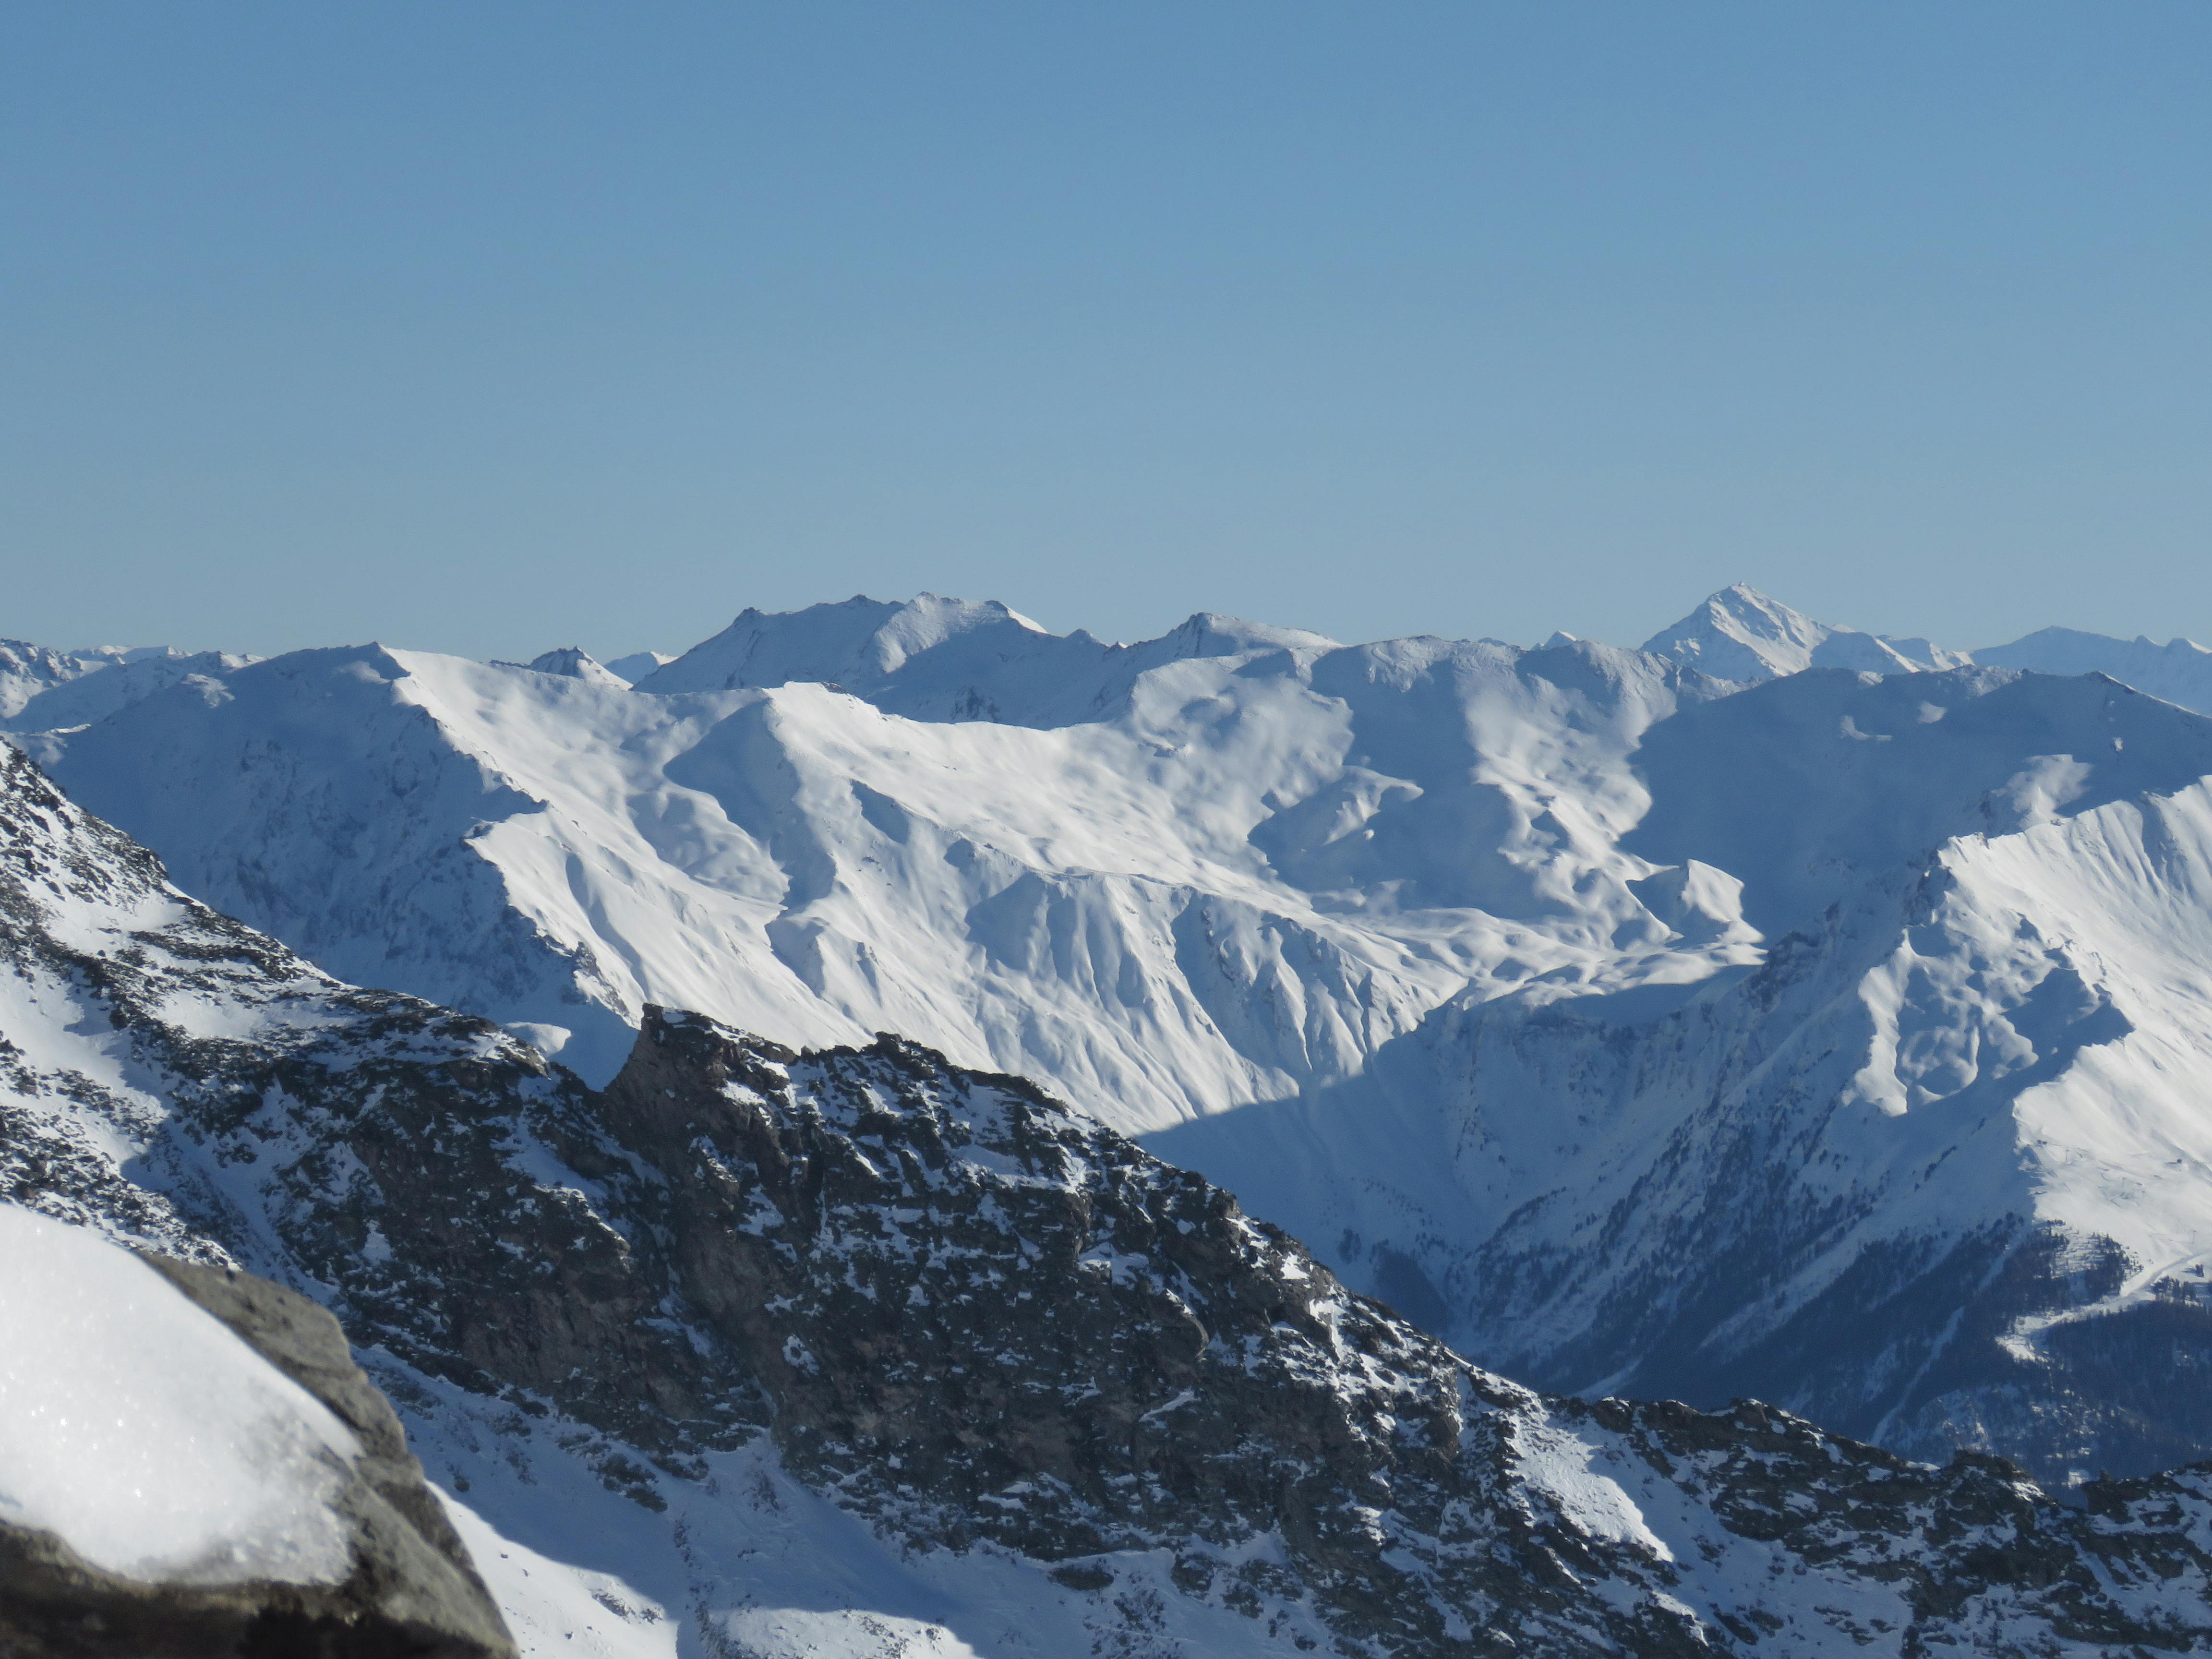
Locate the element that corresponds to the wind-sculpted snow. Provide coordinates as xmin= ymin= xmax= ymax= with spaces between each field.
xmin=3 ymin=746 xmax=2210 ymax=1656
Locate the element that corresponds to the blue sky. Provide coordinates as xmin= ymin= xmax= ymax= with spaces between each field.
xmin=4 ymin=2 xmax=2208 ymax=660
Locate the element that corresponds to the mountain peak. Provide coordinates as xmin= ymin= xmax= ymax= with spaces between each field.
xmin=512 ymin=646 xmax=630 ymax=689
xmin=1162 ymin=610 xmax=1339 ymax=657
xmin=1641 ymin=584 xmax=1965 ymax=681
xmin=637 ymin=593 xmax=1051 ymax=697
xmin=600 ymin=649 xmax=673 ymax=685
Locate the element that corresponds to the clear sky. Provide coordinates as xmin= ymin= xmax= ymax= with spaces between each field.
xmin=4 ymin=2 xmax=2209 ymax=662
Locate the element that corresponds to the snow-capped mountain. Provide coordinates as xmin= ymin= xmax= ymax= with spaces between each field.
xmin=5 ymin=742 xmax=2209 ymax=1657
xmin=1975 ymin=626 xmax=2212 ymax=719
xmin=601 ymin=649 xmax=674 ymax=685
xmin=501 ymin=645 xmax=632 ymax=690
xmin=634 ymin=592 xmax=1341 ymax=726
xmin=1641 ymin=584 xmax=2212 ymax=717
xmin=25 ymin=622 xmax=1732 ymax=1113
xmin=0 ymin=639 xmax=93 ymax=720
xmin=15 ymin=587 xmax=2212 ymax=1492
xmin=1639 ymin=583 xmax=1969 ymax=681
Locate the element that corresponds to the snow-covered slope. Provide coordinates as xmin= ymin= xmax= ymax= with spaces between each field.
xmin=4 ymin=744 xmax=2208 ymax=1658
xmin=1640 ymin=583 xmax=1968 ymax=681
xmin=28 ymin=624 xmax=1734 ymax=1114
xmin=1157 ymin=664 xmax=2212 ymax=1481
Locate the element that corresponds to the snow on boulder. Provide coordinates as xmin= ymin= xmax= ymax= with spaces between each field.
xmin=0 ymin=1207 xmax=359 ymax=1584
xmin=0 ymin=1205 xmax=513 ymax=1658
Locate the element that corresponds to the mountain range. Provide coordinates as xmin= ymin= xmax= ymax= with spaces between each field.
xmin=6 ymin=583 xmax=2212 ymax=1649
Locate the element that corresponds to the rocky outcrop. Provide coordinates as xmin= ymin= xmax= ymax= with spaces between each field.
xmin=0 ymin=1257 xmax=513 ymax=1659
xmin=529 ymin=1009 xmax=2212 ymax=1657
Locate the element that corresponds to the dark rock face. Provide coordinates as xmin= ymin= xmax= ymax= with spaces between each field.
xmin=539 ymin=1010 xmax=2212 ymax=1657
xmin=6 ymin=742 xmax=2212 ymax=1654
xmin=0 ymin=1258 xmax=514 ymax=1659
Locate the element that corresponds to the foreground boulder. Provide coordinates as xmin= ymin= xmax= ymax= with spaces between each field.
xmin=0 ymin=1207 xmax=513 ymax=1659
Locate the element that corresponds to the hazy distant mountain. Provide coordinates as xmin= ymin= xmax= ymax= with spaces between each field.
xmin=1975 ymin=625 xmax=2212 ymax=716
xmin=634 ymin=592 xmax=1340 ymax=725
xmin=1639 ymin=582 xmax=1969 ymax=681
xmin=0 ymin=639 xmax=255 ymax=730
xmin=1642 ymin=582 xmax=2212 ymax=717
xmin=600 ymin=648 xmax=674 ymax=684
xmin=494 ymin=644 xmax=632 ymax=689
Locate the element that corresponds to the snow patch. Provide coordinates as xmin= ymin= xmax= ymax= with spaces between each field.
xmin=1514 ymin=1420 xmax=1673 ymax=1561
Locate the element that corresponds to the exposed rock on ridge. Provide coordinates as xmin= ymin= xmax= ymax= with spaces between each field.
xmin=572 ymin=1008 xmax=2212 ymax=1656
